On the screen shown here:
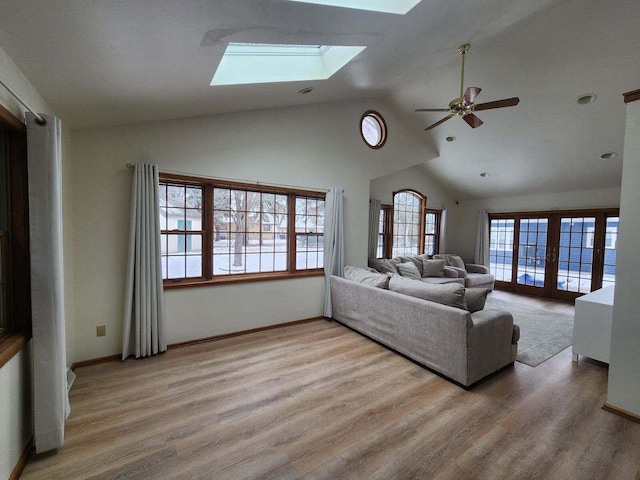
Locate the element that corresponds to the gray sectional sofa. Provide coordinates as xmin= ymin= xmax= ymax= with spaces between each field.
xmin=330 ymin=275 xmax=519 ymax=387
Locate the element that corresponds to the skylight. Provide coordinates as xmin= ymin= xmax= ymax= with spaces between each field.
xmin=287 ymin=0 xmax=422 ymax=15
xmin=211 ymin=43 xmax=366 ymax=86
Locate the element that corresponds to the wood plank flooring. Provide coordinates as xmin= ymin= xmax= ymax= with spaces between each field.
xmin=22 ymin=293 xmax=640 ymax=479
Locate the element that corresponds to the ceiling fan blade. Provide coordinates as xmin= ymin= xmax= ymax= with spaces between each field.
xmin=424 ymin=114 xmax=454 ymax=130
xmin=415 ymin=108 xmax=450 ymax=112
xmin=463 ymin=113 xmax=483 ymax=128
xmin=461 ymin=87 xmax=481 ymax=106
xmin=473 ymin=97 xmax=520 ymax=111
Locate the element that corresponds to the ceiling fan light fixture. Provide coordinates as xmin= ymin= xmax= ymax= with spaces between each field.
xmin=415 ymin=44 xmax=520 ymax=131
xmin=576 ymin=93 xmax=597 ymax=105
xmin=600 ymin=152 xmax=618 ymax=159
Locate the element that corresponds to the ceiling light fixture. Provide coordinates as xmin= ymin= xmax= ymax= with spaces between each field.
xmin=576 ymin=94 xmax=597 ymax=105
xmin=480 ymin=172 xmax=490 ymax=177
xmin=445 ymin=136 xmax=456 ymax=142
xmin=298 ymin=87 xmax=314 ymax=95
xmin=600 ymin=152 xmax=618 ymax=159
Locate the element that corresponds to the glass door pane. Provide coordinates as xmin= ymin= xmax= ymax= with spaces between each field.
xmin=489 ymin=218 xmax=514 ymax=282
xmin=516 ymin=218 xmax=548 ymax=288
xmin=602 ymin=216 xmax=619 ymax=288
xmin=556 ymin=217 xmax=595 ymax=294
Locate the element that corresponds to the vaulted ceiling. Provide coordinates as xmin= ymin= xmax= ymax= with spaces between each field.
xmin=0 ymin=0 xmax=638 ymax=199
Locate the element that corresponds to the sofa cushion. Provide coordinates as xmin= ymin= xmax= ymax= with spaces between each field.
xmin=420 ymin=276 xmax=465 ymax=286
xmin=396 ymin=261 xmax=422 ymax=280
xmin=368 ymin=257 xmax=399 ymax=275
xmin=465 ymin=288 xmax=490 ymax=313
xmin=422 ymin=258 xmax=446 ymax=277
xmin=389 ymin=276 xmax=467 ymax=310
xmin=465 ymin=273 xmax=495 ymax=288
xmin=344 ymin=266 xmax=390 ymax=289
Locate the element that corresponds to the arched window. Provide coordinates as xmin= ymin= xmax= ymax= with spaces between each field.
xmin=392 ymin=190 xmax=426 ymax=257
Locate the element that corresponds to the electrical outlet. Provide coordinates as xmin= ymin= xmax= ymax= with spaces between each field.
xmin=96 ymin=325 xmax=106 ymax=337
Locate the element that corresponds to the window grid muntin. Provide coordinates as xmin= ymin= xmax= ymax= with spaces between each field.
xmin=295 ymin=196 xmax=325 ymax=270
xmin=212 ymin=189 xmax=289 ymax=276
xmin=602 ymin=216 xmax=618 ymax=288
xmin=489 ymin=219 xmax=515 ymax=282
xmin=424 ymin=210 xmax=441 ymax=256
xmin=159 ymin=182 xmax=204 ymax=280
xmin=557 ymin=217 xmax=595 ymax=293
xmin=392 ymin=191 xmax=424 ymax=257
xmin=517 ymin=218 xmax=548 ymax=287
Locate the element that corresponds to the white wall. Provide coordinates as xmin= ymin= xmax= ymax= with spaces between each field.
xmin=69 ymin=99 xmax=437 ymax=361
xmin=369 ymin=163 xmax=454 ymax=210
xmin=446 ymin=187 xmax=621 ymax=261
xmin=607 ymin=99 xmax=640 ymax=416
xmin=0 ymin=43 xmax=55 ymax=480
xmin=0 ymin=345 xmax=32 ymax=480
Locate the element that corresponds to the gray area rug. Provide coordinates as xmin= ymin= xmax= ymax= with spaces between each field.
xmin=485 ymin=296 xmax=574 ymax=367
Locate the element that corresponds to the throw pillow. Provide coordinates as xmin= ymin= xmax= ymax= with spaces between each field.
xmin=465 ymin=288 xmax=490 ymax=313
xmin=396 ymin=255 xmax=424 ymax=276
xmin=389 ymin=276 xmax=467 ymax=310
xmin=421 ymin=258 xmax=446 ymax=277
xmin=344 ymin=265 xmax=390 ymax=289
xmin=447 ymin=255 xmax=466 ymax=270
xmin=396 ymin=261 xmax=422 ymax=280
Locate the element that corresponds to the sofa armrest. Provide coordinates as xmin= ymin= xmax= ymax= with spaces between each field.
xmin=466 ymin=263 xmax=489 ymax=274
xmin=465 ymin=309 xmax=515 ymax=385
xmin=443 ymin=267 xmax=460 ymax=278
xmin=448 ymin=266 xmax=467 ymax=278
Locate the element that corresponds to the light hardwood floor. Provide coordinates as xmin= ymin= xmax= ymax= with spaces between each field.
xmin=22 ymin=292 xmax=640 ymax=479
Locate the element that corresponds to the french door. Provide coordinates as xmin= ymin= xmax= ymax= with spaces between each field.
xmin=489 ymin=209 xmax=619 ymax=301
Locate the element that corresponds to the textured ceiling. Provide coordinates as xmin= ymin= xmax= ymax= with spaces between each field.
xmin=0 ymin=0 xmax=637 ymax=199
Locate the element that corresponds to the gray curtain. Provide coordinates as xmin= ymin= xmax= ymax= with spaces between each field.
xmin=474 ymin=209 xmax=490 ymax=266
xmin=26 ymin=112 xmax=70 ymax=453
xmin=323 ymin=187 xmax=344 ymax=318
xmin=368 ymin=199 xmax=381 ymax=258
xmin=122 ymin=163 xmax=167 ymax=359
xmin=439 ymin=207 xmax=447 ymax=254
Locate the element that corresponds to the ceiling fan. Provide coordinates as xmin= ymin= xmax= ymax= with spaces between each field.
xmin=415 ymin=44 xmax=520 ymax=130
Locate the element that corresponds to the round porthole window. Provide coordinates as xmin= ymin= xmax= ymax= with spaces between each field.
xmin=360 ymin=111 xmax=387 ymax=149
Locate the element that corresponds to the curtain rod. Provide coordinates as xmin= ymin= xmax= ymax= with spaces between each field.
xmin=125 ymin=163 xmax=329 ymax=193
xmin=0 ymin=77 xmax=47 ymax=125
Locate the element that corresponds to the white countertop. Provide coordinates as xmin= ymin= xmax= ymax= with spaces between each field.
xmin=575 ymin=284 xmax=615 ymax=306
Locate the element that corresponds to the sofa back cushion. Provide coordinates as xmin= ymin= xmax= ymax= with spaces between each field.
xmin=389 ymin=276 xmax=467 ymax=310
xmin=422 ymin=258 xmax=446 ymax=277
xmin=465 ymin=287 xmax=490 ymax=313
xmin=396 ymin=262 xmax=422 ymax=280
xmin=344 ymin=266 xmax=390 ymax=289
xmin=368 ymin=257 xmax=399 ymax=275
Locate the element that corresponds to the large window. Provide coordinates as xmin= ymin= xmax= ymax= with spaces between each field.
xmin=0 ymin=108 xmax=32 ymax=365
xmin=424 ymin=209 xmax=442 ymax=256
xmin=159 ymin=174 xmax=324 ymax=286
xmin=392 ymin=190 xmax=425 ymax=257
xmin=377 ymin=204 xmax=392 ymax=258
xmin=376 ymin=191 xmax=442 ymax=259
